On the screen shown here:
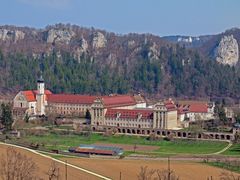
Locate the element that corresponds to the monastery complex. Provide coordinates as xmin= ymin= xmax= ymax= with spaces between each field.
xmin=13 ymin=77 xmax=215 ymax=130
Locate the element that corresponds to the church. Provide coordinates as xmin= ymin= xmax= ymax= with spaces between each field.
xmin=13 ymin=77 xmax=180 ymax=130
xmin=13 ymin=76 xmax=52 ymax=116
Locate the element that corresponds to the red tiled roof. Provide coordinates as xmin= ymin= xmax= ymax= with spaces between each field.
xmin=189 ymin=104 xmax=208 ymax=113
xmin=22 ymin=90 xmax=52 ymax=102
xmin=105 ymin=108 xmax=153 ymax=119
xmin=102 ymin=95 xmax=137 ymax=108
xmin=23 ymin=90 xmax=35 ymax=102
xmin=47 ymin=94 xmax=97 ymax=104
xmin=74 ymin=147 xmax=114 ymax=155
xmin=33 ymin=90 xmax=52 ymax=95
xmin=177 ymin=103 xmax=208 ymax=114
xmin=164 ymin=99 xmax=177 ymax=111
xmin=177 ymin=105 xmax=189 ymax=114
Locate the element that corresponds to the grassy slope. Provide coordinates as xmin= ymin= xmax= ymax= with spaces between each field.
xmin=21 ymin=133 xmax=228 ymax=155
xmin=222 ymin=143 xmax=240 ymax=156
xmin=206 ymin=162 xmax=240 ymax=174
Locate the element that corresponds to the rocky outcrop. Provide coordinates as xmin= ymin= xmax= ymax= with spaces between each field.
xmin=47 ymin=28 xmax=75 ymax=44
xmin=148 ymin=42 xmax=160 ymax=60
xmin=107 ymin=53 xmax=117 ymax=68
xmin=92 ymin=32 xmax=106 ymax=49
xmin=73 ymin=37 xmax=88 ymax=62
xmin=127 ymin=40 xmax=136 ymax=48
xmin=216 ymin=35 xmax=239 ymax=66
xmin=0 ymin=29 xmax=25 ymax=42
xmin=79 ymin=37 xmax=88 ymax=51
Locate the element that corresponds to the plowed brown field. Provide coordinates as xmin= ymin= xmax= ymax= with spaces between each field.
xmin=0 ymin=144 xmax=105 ymax=180
xmin=61 ymin=157 xmax=240 ymax=180
xmin=0 ymin=144 xmax=239 ymax=180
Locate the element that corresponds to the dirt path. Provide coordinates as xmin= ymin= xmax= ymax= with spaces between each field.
xmin=211 ymin=141 xmax=233 ymax=155
xmin=0 ymin=142 xmax=111 ymax=180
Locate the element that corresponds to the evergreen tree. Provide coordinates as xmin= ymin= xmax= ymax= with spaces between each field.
xmin=0 ymin=103 xmax=13 ymax=131
xmin=85 ymin=109 xmax=91 ymax=120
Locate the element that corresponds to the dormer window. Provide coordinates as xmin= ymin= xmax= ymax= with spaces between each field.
xmin=137 ymin=113 xmax=142 ymax=120
xmin=117 ymin=112 xmax=121 ymax=118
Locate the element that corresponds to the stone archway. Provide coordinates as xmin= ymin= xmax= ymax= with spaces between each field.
xmin=221 ymin=134 xmax=225 ymax=140
xmin=226 ymin=135 xmax=231 ymax=140
xmin=183 ymin=132 xmax=187 ymax=137
xmin=162 ymin=131 xmax=166 ymax=136
xmin=177 ymin=132 xmax=181 ymax=137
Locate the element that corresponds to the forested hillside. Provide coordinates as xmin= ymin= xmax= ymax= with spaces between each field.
xmin=0 ymin=24 xmax=240 ymax=99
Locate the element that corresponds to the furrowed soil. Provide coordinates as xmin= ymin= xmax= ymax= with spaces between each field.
xmin=61 ymin=157 xmax=240 ymax=180
xmin=0 ymin=144 xmax=105 ymax=180
xmin=1 ymin=143 xmax=239 ymax=180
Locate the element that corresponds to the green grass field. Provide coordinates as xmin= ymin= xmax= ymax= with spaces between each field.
xmin=222 ymin=143 xmax=240 ymax=156
xmin=17 ymin=132 xmax=229 ymax=155
xmin=206 ymin=162 xmax=240 ymax=173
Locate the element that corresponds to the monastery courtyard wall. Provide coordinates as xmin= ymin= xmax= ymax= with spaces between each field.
xmin=91 ymin=125 xmax=235 ymax=141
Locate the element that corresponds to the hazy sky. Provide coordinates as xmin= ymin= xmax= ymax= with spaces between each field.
xmin=1 ymin=0 xmax=240 ymax=36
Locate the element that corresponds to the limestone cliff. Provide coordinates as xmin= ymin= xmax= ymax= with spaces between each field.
xmin=215 ymin=35 xmax=239 ymax=66
xmin=148 ymin=42 xmax=160 ymax=60
xmin=0 ymin=28 xmax=25 ymax=42
xmin=73 ymin=37 xmax=88 ymax=62
xmin=92 ymin=32 xmax=106 ymax=49
xmin=47 ymin=28 xmax=75 ymax=44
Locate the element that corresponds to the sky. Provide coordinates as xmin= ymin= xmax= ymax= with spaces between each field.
xmin=0 ymin=0 xmax=240 ymax=36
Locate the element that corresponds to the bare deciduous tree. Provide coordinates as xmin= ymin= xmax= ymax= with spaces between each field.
xmin=219 ymin=171 xmax=240 ymax=180
xmin=137 ymin=166 xmax=156 ymax=180
xmin=133 ymin=143 xmax=137 ymax=152
xmin=156 ymin=169 xmax=179 ymax=180
xmin=137 ymin=166 xmax=179 ymax=180
xmin=46 ymin=161 xmax=60 ymax=180
xmin=0 ymin=147 xmax=38 ymax=180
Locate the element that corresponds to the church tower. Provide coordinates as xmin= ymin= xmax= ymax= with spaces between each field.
xmin=36 ymin=76 xmax=45 ymax=115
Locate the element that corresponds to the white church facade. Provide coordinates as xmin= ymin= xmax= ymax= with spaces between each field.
xmin=13 ymin=76 xmax=51 ymax=116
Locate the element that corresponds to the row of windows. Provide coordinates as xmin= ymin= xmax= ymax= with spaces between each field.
xmin=53 ymin=111 xmax=84 ymax=115
xmin=106 ymin=118 xmax=152 ymax=122
xmin=51 ymin=103 xmax=90 ymax=108
xmin=105 ymin=122 xmax=151 ymax=128
xmin=53 ymin=106 xmax=88 ymax=111
xmin=93 ymin=122 xmax=103 ymax=125
xmin=93 ymin=110 xmax=103 ymax=117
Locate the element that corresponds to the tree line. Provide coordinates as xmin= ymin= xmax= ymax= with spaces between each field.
xmin=0 ymin=46 xmax=240 ymax=99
